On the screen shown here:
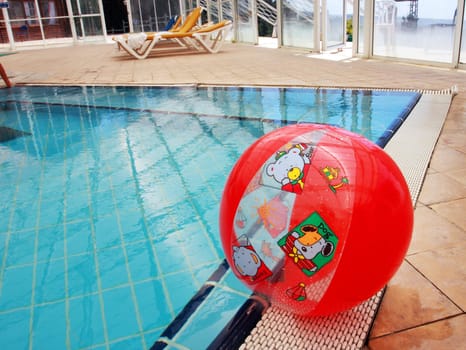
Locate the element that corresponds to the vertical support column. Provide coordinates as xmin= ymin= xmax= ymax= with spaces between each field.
xmin=251 ymin=0 xmax=258 ymax=44
xmin=321 ymin=0 xmax=327 ymax=51
xmin=33 ymin=0 xmax=46 ymax=44
xmin=314 ymin=0 xmax=321 ymax=52
xmin=125 ymin=0 xmax=134 ymax=32
xmin=452 ymin=0 xmax=465 ymax=67
xmin=364 ymin=0 xmax=374 ymax=58
xmin=1 ymin=7 xmax=15 ymax=50
xmin=232 ymin=0 xmax=238 ymax=42
xmin=97 ymin=0 xmax=108 ymax=40
xmin=65 ymin=0 xmax=78 ymax=41
xmin=352 ymin=0 xmax=360 ymax=56
xmin=276 ymin=0 xmax=282 ymax=47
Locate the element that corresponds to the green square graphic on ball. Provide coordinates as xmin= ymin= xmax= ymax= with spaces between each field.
xmin=277 ymin=212 xmax=338 ymax=277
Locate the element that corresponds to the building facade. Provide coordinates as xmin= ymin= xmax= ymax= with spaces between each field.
xmin=0 ymin=0 xmax=465 ymax=68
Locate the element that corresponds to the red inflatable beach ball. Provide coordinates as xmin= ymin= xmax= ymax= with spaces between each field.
xmin=219 ymin=123 xmax=413 ymax=316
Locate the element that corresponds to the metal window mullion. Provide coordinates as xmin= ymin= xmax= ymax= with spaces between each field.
xmin=152 ymin=0 xmax=158 ymax=32
xmin=366 ymin=0 xmax=374 ymax=58
xmin=2 ymin=7 xmax=15 ymax=50
xmin=76 ymin=0 xmax=85 ymax=38
xmin=352 ymin=0 xmax=360 ymax=55
xmin=251 ymin=0 xmax=258 ymax=44
xmin=32 ymin=0 xmax=46 ymax=43
xmin=137 ymin=0 xmax=144 ymax=31
xmin=232 ymin=0 xmax=238 ymax=42
xmin=314 ymin=0 xmax=321 ymax=52
xmin=125 ymin=0 xmax=134 ymax=32
xmin=321 ymin=0 xmax=327 ymax=51
xmin=97 ymin=0 xmax=107 ymax=39
xmin=276 ymin=0 xmax=282 ymax=47
xmin=65 ymin=0 xmax=77 ymax=42
xmin=452 ymin=0 xmax=465 ymax=67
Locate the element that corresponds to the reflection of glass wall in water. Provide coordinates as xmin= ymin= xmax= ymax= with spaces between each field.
xmin=130 ymin=0 xmax=180 ymax=32
xmin=325 ymin=0 xmax=345 ymax=47
xmin=373 ymin=0 xmax=458 ymax=63
xmin=281 ymin=0 xmax=315 ymax=49
xmin=237 ymin=0 xmax=256 ymax=43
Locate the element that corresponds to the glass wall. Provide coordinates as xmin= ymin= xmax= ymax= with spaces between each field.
xmin=373 ymin=0 xmax=459 ymax=63
xmin=460 ymin=2 xmax=466 ymax=64
xmin=71 ymin=0 xmax=104 ymax=37
xmin=281 ymin=0 xmax=316 ymax=49
xmin=0 ymin=0 xmax=72 ymax=43
xmin=236 ymin=0 xmax=256 ymax=43
xmin=200 ymin=0 xmax=234 ymax=39
xmin=130 ymin=0 xmax=179 ymax=32
xmin=356 ymin=0 xmax=365 ymax=54
xmin=324 ymin=0 xmax=345 ymax=48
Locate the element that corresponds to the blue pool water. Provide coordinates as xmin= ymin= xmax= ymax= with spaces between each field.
xmin=0 ymin=86 xmax=420 ymax=349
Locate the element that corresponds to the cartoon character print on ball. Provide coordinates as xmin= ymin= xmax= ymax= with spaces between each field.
xmin=278 ymin=212 xmax=338 ymax=277
xmin=232 ymin=235 xmax=273 ymax=283
xmin=265 ymin=143 xmax=315 ymax=194
xmin=220 ymin=124 xmax=414 ymax=316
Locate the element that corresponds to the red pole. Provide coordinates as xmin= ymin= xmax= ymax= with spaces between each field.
xmin=0 ymin=63 xmax=12 ymax=88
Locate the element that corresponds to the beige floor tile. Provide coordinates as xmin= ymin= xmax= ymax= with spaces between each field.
xmin=369 ymin=261 xmax=461 ymax=338
xmin=430 ymin=198 xmax=466 ymax=232
xmin=417 ymin=172 xmax=466 ymax=205
xmin=443 ymin=168 xmax=466 ymax=187
xmin=407 ymin=241 xmax=466 ymax=310
xmin=429 ymin=144 xmax=466 ymax=172
xmin=438 ymin=130 xmax=466 ymax=151
xmin=368 ymin=314 xmax=466 ymax=350
xmin=407 ymin=206 xmax=466 ymax=255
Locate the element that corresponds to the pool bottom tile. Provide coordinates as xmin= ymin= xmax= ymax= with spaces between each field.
xmin=0 ymin=308 xmax=30 ymax=350
xmin=69 ymin=294 xmax=106 ymax=349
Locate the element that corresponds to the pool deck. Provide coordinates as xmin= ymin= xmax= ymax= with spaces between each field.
xmin=2 ymin=41 xmax=465 ymax=349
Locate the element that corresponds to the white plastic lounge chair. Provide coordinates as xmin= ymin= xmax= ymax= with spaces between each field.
xmin=114 ymin=20 xmax=232 ymax=60
xmin=113 ymin=7 xmax=203 ymax=59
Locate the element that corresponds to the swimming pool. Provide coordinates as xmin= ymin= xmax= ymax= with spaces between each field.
xmin=0 ymin=86 xmax=420 ymax=349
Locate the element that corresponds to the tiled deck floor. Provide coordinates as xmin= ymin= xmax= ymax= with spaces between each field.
xmin=1 ymin=41 xmax=465 ymax=349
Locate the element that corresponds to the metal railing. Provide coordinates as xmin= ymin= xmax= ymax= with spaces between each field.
xmin=257 ymin=0 xmax=277 ymax=26
xmin=199 ymin=0 xmax=278 ymax=26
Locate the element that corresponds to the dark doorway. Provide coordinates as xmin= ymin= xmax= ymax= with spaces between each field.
xmin=102 ymin=0 xmax=129 ymax=34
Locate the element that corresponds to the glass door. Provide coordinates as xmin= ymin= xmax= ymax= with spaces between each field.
xmin=322 ymin=0 xmax=346 ymax=49
xmin=280 ymin=0 xmax=317 ymax=50
xmin=129 ymin=0 xmax=180 ymax=33
xmin=70 ymin=0 xmax=104 ymax=38
xmin=236 ymin=0 xmax=257 ymax=44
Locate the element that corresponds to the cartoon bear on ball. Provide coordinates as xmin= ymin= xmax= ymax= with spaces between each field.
xmin=266 ymin=144 xmax=312 ymax=194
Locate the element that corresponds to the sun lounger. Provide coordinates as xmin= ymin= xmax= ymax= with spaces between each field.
xmin=113 ymin=19 xmax=233 ymax=60
xmin=113 ymin=7 xmax=202 ymax=57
